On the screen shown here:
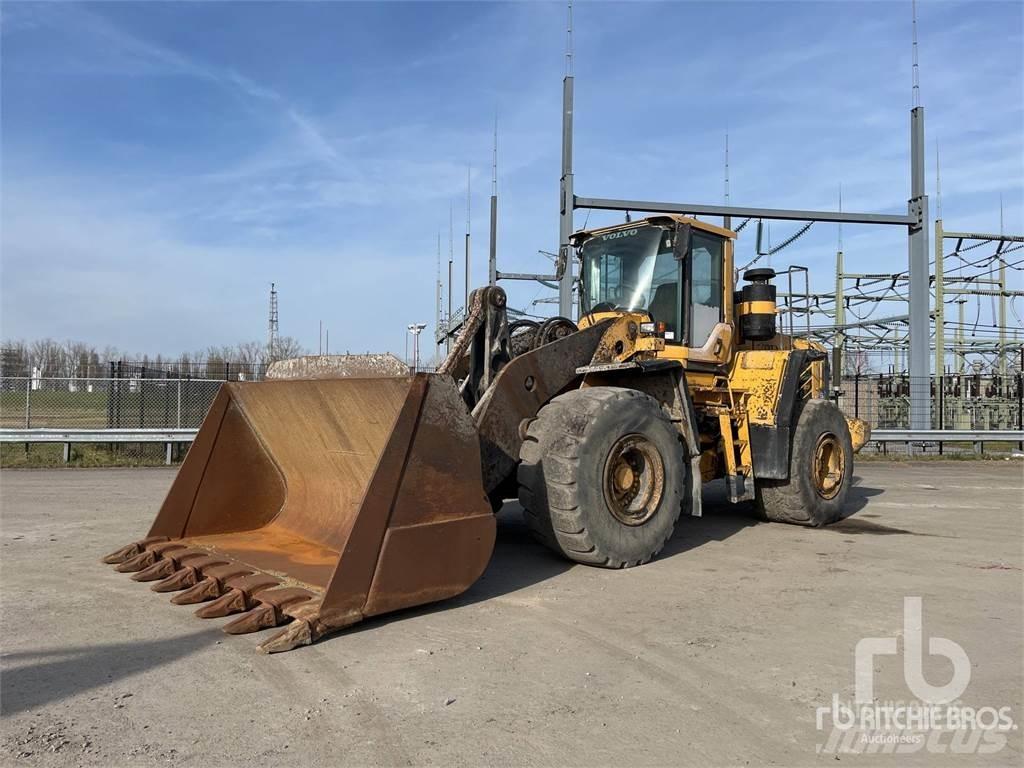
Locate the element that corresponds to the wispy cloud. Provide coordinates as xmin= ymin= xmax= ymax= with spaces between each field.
xmin=1 ymin=1 xmax=1020 ymax=355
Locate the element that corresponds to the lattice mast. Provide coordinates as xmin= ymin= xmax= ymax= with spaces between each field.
xmin=267 ymin=282 xmax=279 ymax=363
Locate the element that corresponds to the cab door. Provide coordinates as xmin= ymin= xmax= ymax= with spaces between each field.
xmin=684 ymin=230 xmax=732 ymax=366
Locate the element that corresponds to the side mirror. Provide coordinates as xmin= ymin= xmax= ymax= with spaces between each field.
xmin=673 ymin=224 xmax=691 ymax=260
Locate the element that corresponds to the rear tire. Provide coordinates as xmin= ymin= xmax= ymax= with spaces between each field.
xmin=755 ymin=398 xmax=853 ymax=526
xmin=517 ymin=387 xmax=687 ymax=568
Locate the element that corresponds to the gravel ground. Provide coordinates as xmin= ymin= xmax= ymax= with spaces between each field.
xmin=1 ymin=462 xmax=1021 ymax=767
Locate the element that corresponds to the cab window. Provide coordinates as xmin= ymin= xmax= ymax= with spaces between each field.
xmin=689 ymin=233 xmax=723 ymax=346
xmin=580 ymin=224 xmax=681 ymax=340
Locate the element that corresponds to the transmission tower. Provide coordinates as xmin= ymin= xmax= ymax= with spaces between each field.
xmin=267 ymin=282 xmax=279 ymax=362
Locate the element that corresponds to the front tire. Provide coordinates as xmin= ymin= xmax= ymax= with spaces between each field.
xmin=755 ymin=398 xmax=853 ymax=526
xmin=517 ymin=387 xmax=687 ymax=568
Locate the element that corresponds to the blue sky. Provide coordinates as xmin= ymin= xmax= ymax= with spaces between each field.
xmin=2 ymin=1 xmax=1021 ymax=359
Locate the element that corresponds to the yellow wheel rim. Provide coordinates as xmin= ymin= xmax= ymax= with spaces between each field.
xmin=813 ymin=432 xmax=845 ymax=500
xmin=603 ymin=434 xmax=665 ymax=525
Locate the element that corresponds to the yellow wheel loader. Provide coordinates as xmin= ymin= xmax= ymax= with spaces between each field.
xmin=104 ymin=215 xmax=869 ymax=652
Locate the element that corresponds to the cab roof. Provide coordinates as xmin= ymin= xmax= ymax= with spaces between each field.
xmin=571 ymin=214 xmax=735 ymax=246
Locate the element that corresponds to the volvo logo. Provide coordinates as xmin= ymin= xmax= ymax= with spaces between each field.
xmin=600 ymin=228 xmax=639 ymax=241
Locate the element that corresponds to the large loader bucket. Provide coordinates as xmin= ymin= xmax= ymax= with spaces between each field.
xmin=103 ymin=374 xmax=495 ymax=653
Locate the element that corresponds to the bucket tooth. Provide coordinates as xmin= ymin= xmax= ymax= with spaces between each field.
xmin=194 ymin=574 xmax=280 ymax=619
xmin=147 ymin=542 xmax=189 ymax=557
xmin=197 ymin=563 xmax=255 ymax=584
xmin=121 ymin=546 xmax=211 ymax=582
xmin=131 ymin=559 xmax=177 ymax=582
xmin=151 ymin=566 xmax=200 ymax=593
xmin=102 ymin=537 xmax=167 ymax=565
xmin=169 ymin=562 xmax=253 ymax=603
xmin=169 ymin=561 xmax=253 ymax=605
xmin=222 ymin=604 xmax=280 ymax=635
xmin=150 ymin=555 xmax=230 ymax=593
xmin=115 ymin=550 xmax=158 ymax=573
xmin=103 ymin=544 xmax=140 ymax=565
xmin=259 ymin=600 xmax=325 ymax=654
xmin=167 ymin=550 xmax=217 ymax=568
xmin=256 ymin=587 xmax=317 ymax=611
xmin=128 ymin=544 xmax=195 ymax=581
xmin=170 ymin=578 xmax=222 ymax=605
xmin=195 ymin=588 xmax=249 ymax=619
xmin=221 ymin=588 xmax=314 ymax=635
xmin=224 ymin=573 xmax=280 ymax=595
xmin=259 ymin=620 xmax=313 ymax=654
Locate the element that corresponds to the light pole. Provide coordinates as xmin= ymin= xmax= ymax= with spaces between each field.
xmin=407 ymin=323 xmax=427 ymax=373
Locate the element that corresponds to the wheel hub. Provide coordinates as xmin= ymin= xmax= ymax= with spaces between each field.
xmin=813 ymin=432 xmax=845 ymax=500
xmin=603 ymin=434 xmax=665 ymax=525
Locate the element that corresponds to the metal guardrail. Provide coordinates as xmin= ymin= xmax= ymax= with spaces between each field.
xmin=3 ymin=424 xmax=1020 ymax=469
xmin=871 ymin=429 xmax=1024 ymax=443
xmin=868 ymin=428 xmax=1024 ymax=455
xmin=0 ymin=428 xmax=198 ymax=442
xmin=1 ymin=428 xmax=198 ymax=464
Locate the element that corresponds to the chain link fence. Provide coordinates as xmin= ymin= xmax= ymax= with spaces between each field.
xmin=0 ymin=359 xmax=269 ymax=382
xmin=0 ymin=377 xmax=223 ymax=429
xmin=836 ymin=373 xmax=1023 ymax=431
xmin=2 ymin=371 xmax=1021 ymax=442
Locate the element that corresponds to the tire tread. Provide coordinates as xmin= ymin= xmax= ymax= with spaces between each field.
xmin=518 ymin=387 xmax=684 ymax=568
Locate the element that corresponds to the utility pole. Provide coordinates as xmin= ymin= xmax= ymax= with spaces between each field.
xmin=465 ymin=166 xmax=471 ymax=312
xmin=999 ymin=194 xmax=1007 ymax=378
xmin=447 ymin=202 xmax=454 ymax=354
xmin=489 ymin=116 xmax=498 ymax=286
xmin=407 ymin=323 xmax=426 ymax=373
xmin=934 ymin=144 xmax=944 ymax=376
xmin=907 ymin=0 xmax=931 ymax=429
xmin=999 ymin=262 xmax=1007 ymax=379
xmin=834 ymin=248 xmax=845 ymax=381
xmin=723 ymin=132 xmax=731 ymax=231
xmin=833 ymin=185 xmax=844 ymax=382
xmin=435 ymin=232 xmax=443 ymax=360
xmin=956 ymin=299 xmax=966 ymax=374
xmin=558 ymin=1 xmax=575 ymax=319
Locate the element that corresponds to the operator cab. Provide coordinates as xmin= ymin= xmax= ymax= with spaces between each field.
xmin=575 ymin=216 xmax=733 ymax=348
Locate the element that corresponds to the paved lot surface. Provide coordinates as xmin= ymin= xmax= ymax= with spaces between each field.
xmin=1 ymin=462 xmax=1021 ymax=767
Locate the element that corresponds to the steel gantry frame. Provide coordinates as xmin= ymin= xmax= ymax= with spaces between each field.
xmin=487 ymin=5 xmax=1018 ymax=428
xmin=569 ymin=107 xmax=932 ymax=428
xmin=935 ymin=224 xmax=1024 ymax=378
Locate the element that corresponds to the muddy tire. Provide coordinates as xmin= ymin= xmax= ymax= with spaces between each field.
xmin=517 ymin=387 xmax=687 ymax=568
xmin=755 ymin=398 xmax=853 ymax=526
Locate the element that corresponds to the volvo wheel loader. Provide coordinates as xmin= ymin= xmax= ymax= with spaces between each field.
xmin=104 ymin=215 xmax=870 ymax=653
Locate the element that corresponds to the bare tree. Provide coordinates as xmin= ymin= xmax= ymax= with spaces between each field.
xmin=175 ymin=352 xmax=192 ymax=378
xmin=274 ymin=336 xmax=307 ymax=361
xmin=843 ymin=350 xmax=874 ymax=377
xmin=30 ymin=338 xmax=61 ymax=378
xmin=234 ymin=340 xmax=265 ymax=368
xmin=1 ymin=340 xmax=29 ymax=377
xmin=62 ymin=340 xmax=95 ymax=378
xmin=6 ymin=336 xmax=311 ymax=380
xmin=204 ymin=346 xmax=235 ymax=379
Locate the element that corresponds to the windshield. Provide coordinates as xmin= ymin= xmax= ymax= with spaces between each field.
xmin=579 ymin=224 xmax=680 ymax=336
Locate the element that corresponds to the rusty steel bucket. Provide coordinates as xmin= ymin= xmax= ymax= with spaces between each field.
xmin=103 ymin=374 xmax=495 ymax=653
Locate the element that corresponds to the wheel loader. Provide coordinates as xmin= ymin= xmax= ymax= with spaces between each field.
xmin=104 ymin=214 xmax=870 ymax=653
